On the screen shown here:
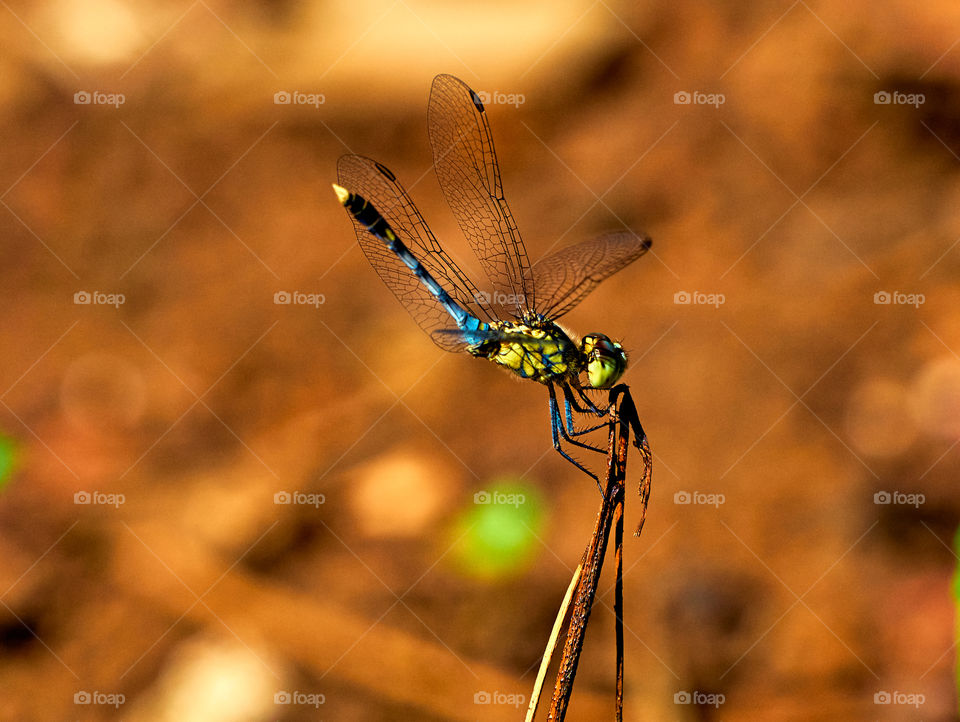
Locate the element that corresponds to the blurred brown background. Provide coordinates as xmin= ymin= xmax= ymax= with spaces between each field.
xmin=1 ymin=0 xmax=960 ymax=719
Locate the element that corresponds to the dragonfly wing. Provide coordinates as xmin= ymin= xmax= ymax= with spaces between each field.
xmin=533 ymin=231 xmax=652 ymax=320
xmin=338 ymin=155 xmax=493 ymax=352
xmin=428 ymin=74 xmax=535 ymax=317
xmin=430 ymin=327 xmax=499 ymax=350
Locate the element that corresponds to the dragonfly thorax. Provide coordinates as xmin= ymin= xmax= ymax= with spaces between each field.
xmin=466 ymin=319 xmax=625 ymax=388
xmin=467 ymin=319 xmax=580 ymax=384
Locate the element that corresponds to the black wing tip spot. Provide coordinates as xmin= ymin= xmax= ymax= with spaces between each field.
xmin=469 ymin=89 xmax=485 ymax=113
xmin=626 ymin=231 xmax=652 ymax=250
xmin=373 ymin=161 xmax=396 ymax=181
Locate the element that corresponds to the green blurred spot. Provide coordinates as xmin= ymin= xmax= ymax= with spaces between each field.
xmin=954 ymin=525 xmax=960 ymax=710
xmin=953 ymin=526 xmax=960 ymax=601
xmin=452 ymin=481 xmax=543 ymax=579
xmin=0 ymin=436 xmax=16 ymax=490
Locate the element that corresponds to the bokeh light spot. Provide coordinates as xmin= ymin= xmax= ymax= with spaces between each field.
xmin=845 ymin=377 xmax=916 ymax=457
xmin=910 ymin=357 xmax=960 ymax=440
xmin=53 ymin=0 xmax=144 ymax=65
xmin=349 ymin=452 xmax=453 ymax=538
xmin=451 ymin=481 xmax=543 ymax=580
xmin=129 ymin=637 xmax=278 ymax=722
xmin=60 ymin=352 xmax=147 ymax=433
xmin=0 ymin=436 xmax=17 ymax=490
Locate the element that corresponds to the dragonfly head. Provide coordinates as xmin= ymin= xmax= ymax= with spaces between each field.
xmin=581 ymin=334 xmax=626 ymax=389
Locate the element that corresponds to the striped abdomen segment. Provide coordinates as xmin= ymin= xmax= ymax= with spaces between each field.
xmin=332 ymin=184 xmax=485 ymax=335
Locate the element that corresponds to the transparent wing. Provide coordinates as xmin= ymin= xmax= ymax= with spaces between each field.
xmin=428 ymin=74 xmax=535 ymax=317
xmin=533 ymin=231 xmax=652 ymax=320
xmin=430 ymin=326 xmax=498 ymax=348
xmin=337 ymin=154 xmax=494 ymax=352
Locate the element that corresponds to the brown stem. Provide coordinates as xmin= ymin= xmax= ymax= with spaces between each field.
xmin=546 ymin=387 xmax=634 ymax=720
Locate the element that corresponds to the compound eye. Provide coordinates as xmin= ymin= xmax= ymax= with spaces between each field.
xmin=583 ymin=334 xmax=626 ymax=388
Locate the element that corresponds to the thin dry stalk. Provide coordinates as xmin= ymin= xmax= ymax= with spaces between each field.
xmin=537 ymin=384 xmax=649 ymax=721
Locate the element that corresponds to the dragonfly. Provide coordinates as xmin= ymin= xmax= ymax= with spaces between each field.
xmin=332 ymin=74 xmax=651 ymax=487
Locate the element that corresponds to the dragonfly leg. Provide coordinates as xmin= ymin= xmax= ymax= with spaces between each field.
xmin=562 ymin=395 xmax=610 ymax=439
xmin=548 ymin=385 xmax=609 ymax=494
xmin=550 ymin=396 xmax=603 ymax=492
xmin=566 ymin=383 xmax=611 ymax=417
xmin=562 ymin=384 xmax=612 ymax=437
xmin=550 ymin=386 xmax=606 ymax=454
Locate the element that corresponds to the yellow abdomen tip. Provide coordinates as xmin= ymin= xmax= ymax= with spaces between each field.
xmin=332 ymin=183 xmax=350 ymax=205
